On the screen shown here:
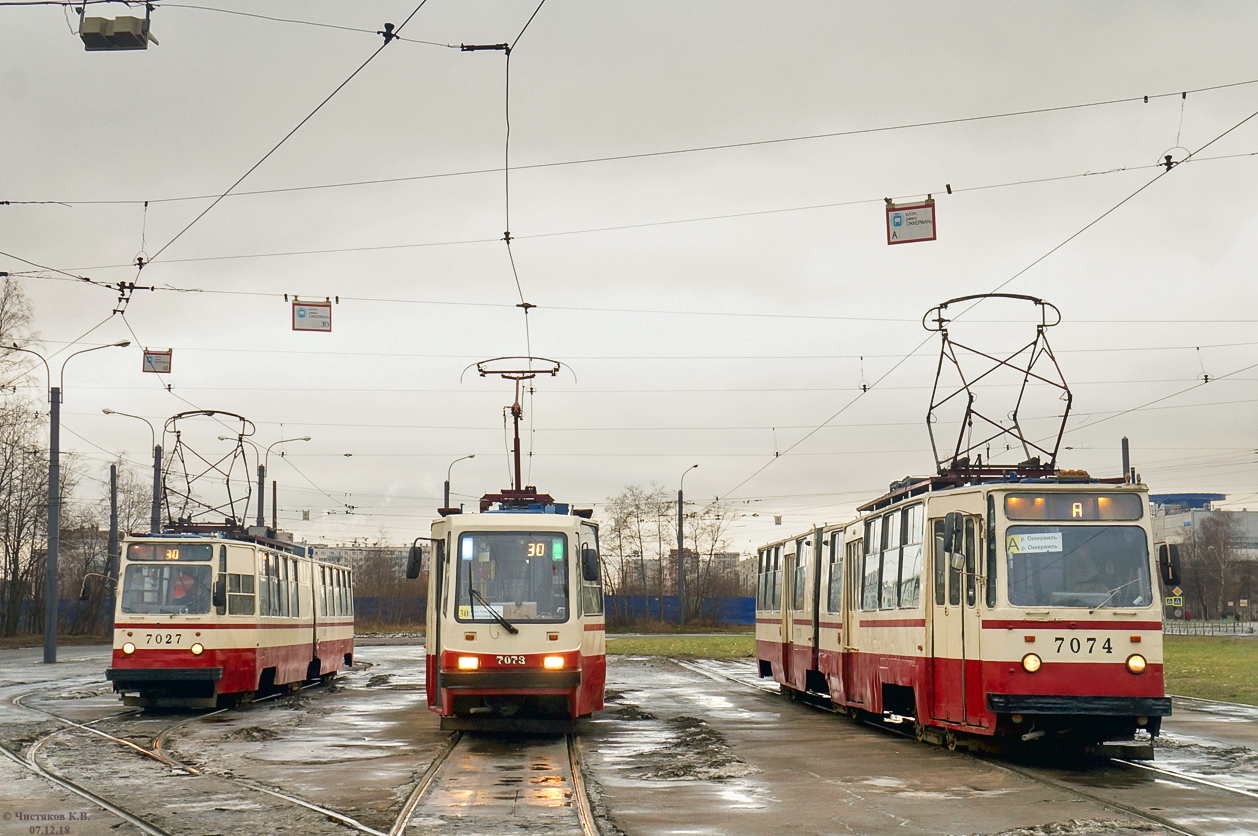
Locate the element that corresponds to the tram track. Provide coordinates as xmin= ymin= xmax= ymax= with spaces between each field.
xmin=674 ymin=657 xmax=1254 ymax=836
xmin=5 ymin=675 xmax=395 ymax=836
xmin=388 ymin=730 xmax=600 ymax=836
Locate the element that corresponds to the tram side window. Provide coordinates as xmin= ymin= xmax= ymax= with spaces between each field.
xmin=985 ymin=495 xmax=998 ymax=608
xmin=257 ymin=555 xmax=271 ymax=616
xmin=862 ymin=517 xmax=881 ymax=611
xmin=899 ymin=505 xmax=923 ymax=609
xmin=227 ymin=573 xmax=255 ymax=615
xmin=290 ymin=558 xmax=300 ymax=618
xmin=792 ymin=540 xmax=807 ymax=611
xmin=965 ymin=518 xmax=977 ymax=607
xmin=880 ymin=512 xmax=902 ymax=609
xmin=826 ymin=533 xmax=845 ymax=612
xmin=771 ymin=546 xmax=782 ymax=610
xmin=581 ymin=528 xmax=604 ymax=617
xmin=344 ymin=570 xmax=354 ymax=616
xmin=933 ymin=519 xmax=946 ymax=606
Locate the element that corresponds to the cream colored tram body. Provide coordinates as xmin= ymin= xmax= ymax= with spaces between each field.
xmin=107 ymin=531 xmax=353 ymax=708
xmin=756 ymin=474 xmax=1172 ymax=755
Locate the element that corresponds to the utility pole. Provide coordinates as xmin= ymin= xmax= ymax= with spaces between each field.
xmin=46 ymin=386 xmax=60 ymax=664
xmin=678 ymin=464 xmax=698 ymax=626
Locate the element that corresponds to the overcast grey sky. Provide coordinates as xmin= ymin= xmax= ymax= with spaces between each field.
xmin=4 ymin=1 xmax=1257 ymax=554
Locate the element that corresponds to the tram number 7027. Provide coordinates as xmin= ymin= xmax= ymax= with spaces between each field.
xmin=144 ymin=633 xmax=183 ymax=645
xmin=1053 ymin=636 xmax=1113 ymax=655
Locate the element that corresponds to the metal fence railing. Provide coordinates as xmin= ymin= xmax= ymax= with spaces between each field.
xmin=1163 ymin=619 xmax=1257 ymax=636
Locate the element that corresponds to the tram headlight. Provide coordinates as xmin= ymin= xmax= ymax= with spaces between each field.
xmin=190 ymin=643 xmax=204 ymax=656
xmin=457 ymin=656 xmax=479 ymax=670
xmin=1021 ymin=653 xmax=1042 ymax=673
xmin=1126 ymin=654 xmax=1147 ymax=674
xmin=543 ymin=656 xmax=565 ymax=669
xmin=122 ymin=642 xmax=135 ymax=655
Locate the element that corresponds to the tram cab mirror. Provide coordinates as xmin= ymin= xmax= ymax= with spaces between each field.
xmin=581 ymin=547 xmax=601 ymax=583
xmin=941 ymin=512 xmax=965 ymax=571
xmin=1158 ymin=543 xmax=1182 ymax=587
xmin=212 ymin=577 xmax=226 ymax=609
xmin=406 ymin=543 xmax=424 ymax=580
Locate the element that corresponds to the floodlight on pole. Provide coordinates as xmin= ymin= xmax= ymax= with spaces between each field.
xmin=444 ymin=454 xmax=475 ymax=512
xmin=5 ymin=340 xmax=129 ymax=664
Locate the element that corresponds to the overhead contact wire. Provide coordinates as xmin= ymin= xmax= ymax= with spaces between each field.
xmin=146 ymin=0 xmax=433 ymax=264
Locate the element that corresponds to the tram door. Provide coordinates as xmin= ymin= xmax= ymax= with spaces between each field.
xmin=780 ymin=539 xmax=800 ymax=687
xmin=929 ymin=514 xmax=985 ymax=726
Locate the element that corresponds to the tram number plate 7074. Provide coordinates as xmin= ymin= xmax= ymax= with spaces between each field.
xmin=144 ymin=633 xmax=183 ymax=645
xmin=1053 ymin=636 xmax=1112 ymax=655
xmin=496 ymin=655 xmax=526 ymax=665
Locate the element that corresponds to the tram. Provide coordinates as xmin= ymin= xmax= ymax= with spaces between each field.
xmin=756 ymin=473 xmax=1178 ymax=756
xmin=756 ymin=294 xmax=1179 ymax=757
xmin=412 ymin=486 xmax=606 ymax=732
xmin=411 ymin=360 xmax=606 ymax=732
xmin=106 ymin=528 xmax=354 ymax=709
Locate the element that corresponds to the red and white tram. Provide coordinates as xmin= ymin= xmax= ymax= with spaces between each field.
xmin=107 ymin=529 xmax=354 ymax=708
xmin=756 ymin=473 xmax=1178 ymax=757
xmin=411 ymin=487 xmax=606 ymax=732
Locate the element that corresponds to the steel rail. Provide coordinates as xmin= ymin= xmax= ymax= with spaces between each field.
xmin=567 ymin=733 xmax=600 ymax=836
xmin=388 ymin=731 xmax=463 ymax=836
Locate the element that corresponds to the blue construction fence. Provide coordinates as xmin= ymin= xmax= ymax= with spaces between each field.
xmin=605 ymin=596 xmax=755 ymax=626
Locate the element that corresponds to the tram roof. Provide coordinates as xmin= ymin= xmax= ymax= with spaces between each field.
xmin=857 ymin=468 xmax=1129 ymax=514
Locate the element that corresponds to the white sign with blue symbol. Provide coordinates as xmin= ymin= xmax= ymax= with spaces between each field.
xmin=885 ymin=198 xmax=936 ymax=245
xmin=292 ymin=301 xmax=332 ymax=332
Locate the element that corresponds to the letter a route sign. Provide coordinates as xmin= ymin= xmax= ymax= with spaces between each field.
xmin=292 ymin=301 xmax=332 ymax=332
xmin=886 ymin=198 xmax=936 ymax=245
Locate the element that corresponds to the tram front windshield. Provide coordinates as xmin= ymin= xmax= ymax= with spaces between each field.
xmin=1006 ymin=525 xmax=1152 ymax=608
xmin=121 ymin=564 xmax=212 ymax=615
xmin=455 ymin=531 xmax=568 ymax=623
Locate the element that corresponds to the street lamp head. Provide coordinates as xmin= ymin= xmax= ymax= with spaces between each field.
xmin=113 ymin=340 xmax=131 ymax=348
xmin=102 ymin=408 xmax=114 ymax=414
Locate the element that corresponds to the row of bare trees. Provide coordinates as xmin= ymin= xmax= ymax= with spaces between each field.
xmin=599 ymin=483 xmax=743 ymax=624
xmin=1175 ymin=511 xmax=1257 ymax=620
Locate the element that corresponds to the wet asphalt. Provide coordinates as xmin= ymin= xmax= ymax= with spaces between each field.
xmin=0 ymin=641 xmax=1255 ymax=836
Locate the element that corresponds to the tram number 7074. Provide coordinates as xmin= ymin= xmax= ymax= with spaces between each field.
xmin=1053 ymin=636 xmax=1113 ymax=655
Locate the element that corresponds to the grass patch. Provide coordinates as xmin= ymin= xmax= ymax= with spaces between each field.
xmin=1164 ymin=635 xmax=1258 ymax=706
xmin=606 ymin=634 xmax=755 ymax=659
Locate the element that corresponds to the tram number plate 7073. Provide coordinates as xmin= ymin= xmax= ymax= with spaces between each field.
xmin=1053 ymin=636 xmax=1112 ymax=655
xmin=144 ymin=633 xmax=183 ymax=645
xmin=496 ymin=655 xmax=526 ymax=665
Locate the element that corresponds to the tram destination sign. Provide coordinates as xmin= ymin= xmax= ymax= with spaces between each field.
xmin=886 ymin=198 xmax=936 ymax=245
xmin=292 ymin=301 xmax=332 ymax=332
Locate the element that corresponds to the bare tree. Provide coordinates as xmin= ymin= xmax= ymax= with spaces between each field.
xmin=601 ymin=483 xmax=673 ymax=621
xmin=684 ymin=499 xmax=742 ymax=620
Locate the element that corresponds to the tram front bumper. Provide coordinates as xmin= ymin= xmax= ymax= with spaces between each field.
xmin=106 ymin=667 xmax=224 ymax=686
xmin=987 ymin=694 xmax=1172 ymax=716
xmin=440 ymin=670 xmax=581 ymax=690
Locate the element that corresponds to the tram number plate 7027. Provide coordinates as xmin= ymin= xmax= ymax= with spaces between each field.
xmin=144 ymin=633 xmax=183 ymax=645
xmin=496 ymin=655 xmax=526 ymax=665
xmin=1053 ymin=636 xmax=1112 ymax=655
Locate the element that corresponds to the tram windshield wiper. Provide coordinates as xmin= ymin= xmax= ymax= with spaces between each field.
xmin=1089 ymin=578 xmax=1142 ymax=613
xmin=466 ymin=574 xmax=519 ymax=634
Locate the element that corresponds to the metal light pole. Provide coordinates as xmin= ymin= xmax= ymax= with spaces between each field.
xmin=444 ymin=454 xmax=475 ymax=511
xmin=226 ymin=436 xmax=311 ymax=530
xmin=678 ymin=463 xmax=698 ymax=626
xmin=102 ymin=408 xmax=161 ymax=534
xmin=6 ymin=340 xmax=130 ymax=663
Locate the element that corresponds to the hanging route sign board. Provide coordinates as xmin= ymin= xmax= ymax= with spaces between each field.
xmin=292 ymin=301 xmax=332 ymax=332
xmin=142 ymin=348 xmax=172 ymax=373
xmin=886 ymin=198 xmax=936 ymax=245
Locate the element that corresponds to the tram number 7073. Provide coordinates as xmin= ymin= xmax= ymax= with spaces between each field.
xmin=496 ymin=655 xmax=526 ymax=665
xmin=1053 ymin=636 xmax=1113 ymax=655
